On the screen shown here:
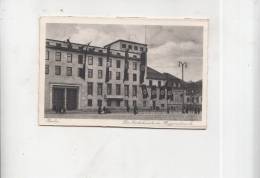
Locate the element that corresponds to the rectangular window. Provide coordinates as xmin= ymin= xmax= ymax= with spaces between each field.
xmin=133 ymin=55 xmax=137 ymax=58
xmin=161 ymin=104 xmax=165 ymax=108
xmin=124 ymin=85 xmax=129 ymax=97
xmin=66 ymin=67 xmax=72 ymax=76
xmin=117 ymin=52 xmax=121 ymax=56
xmin=133 ymin=62 xmax=137 ymax=70
xmin=134 ymin=46 xmax=138 ymax=50
xmin=88 ymin=56 xmax=93 ymax=65
xmin=97 ymin=100 xmax=102 ymax=107
xmin=116 ymin=84 xmax=121 ymax=95
xmin=55 ymin=66 xmax=61 ymax=75
xmin=107 ymin=83 xmax=112 ymax=95
xmin=109 ymin=71 xmax=112 ymax=80
xmin=88 ymin=99 xmax=92 ymax=106
xmin=45 ymin=65 xmax=49 ymax=74
xmin=97 ymin=83 xmax=103 ymax=96
xmin=67 ymin=53 xmax=72 ymax=63
xmin=149 ymin=80 xmax=153 ymax=87
xmin=78 ymin=55 xmax=83 ymax=64
xmin=88 ymin=69 xmax=93 ymax=78
xmin=56 ymin=43 xmax=61 ymax=47
xmin=98 ymin=50 xmax=103 ymax=53
xmin=55 ymin=52 xmax=61 ymax=61
xmin=128 ymin=45 xmax=132 ymax=49
xmin=132 ymin=85 xmax=137 ymax=97
xmin=133 ymin=100 xmax=137 ymax=107
xmin=87 ymin=82 xmax=93 ymax=95
xmin=124 ymin=100 xmax=129 ymax=107
xmin=158 ymin=81 xmax=161 ymax=87
xmin=143 ymin=101 xmax=147 ymax=107
xmin=45 ymin=50 xmax=49 ymax=60
xmin=98 ymin=70 xmax=103 ymax=79
xmin=78 ymin=68 xmax=83 ymax=77
xmin=107 ymin=100 xmax=111 ymax=107
xmin=140 ymin=47 xmax=144 ymax=51
xmin=98 ymin=57 xmax=103 ymax=66
xmin=116 ymin=60 xmax=121 ymax=68
xmin=122 ymin=44 xmax=126 ymax=48
xmin=109 ymin=59 xmax=112 ymax=67
xmin=116 ymin=100 xmax=120 ymax=107
xmin=116 ymin=72 xmax=120 ymax=80
xmin=133 ymin=74 xmax=137 ymax=81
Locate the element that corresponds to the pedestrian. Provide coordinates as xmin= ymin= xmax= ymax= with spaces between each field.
xmin=126 ymin=105 xmax=130 ymax=112
xmin=103 ymin=106 xmax=106 ymax=114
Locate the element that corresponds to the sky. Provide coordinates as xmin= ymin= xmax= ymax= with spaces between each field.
xmin=46 ymin=23 xmax=203 ymax=82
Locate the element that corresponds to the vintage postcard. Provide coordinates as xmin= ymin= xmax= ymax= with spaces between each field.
xmin=39 ymin=17 xmax=208 ymax=129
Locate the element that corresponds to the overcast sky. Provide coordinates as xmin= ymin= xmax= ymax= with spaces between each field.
xmin=46 ymin=23 xmax=203 ymax=82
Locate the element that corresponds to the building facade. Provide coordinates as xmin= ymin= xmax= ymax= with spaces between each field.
xmin=44 ymin=39 xmax=202 ymax=113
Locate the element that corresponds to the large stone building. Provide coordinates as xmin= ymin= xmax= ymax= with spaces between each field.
xmin=44 ymin=38 xmax=202 ymax=113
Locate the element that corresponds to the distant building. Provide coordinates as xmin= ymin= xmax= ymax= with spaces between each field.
xmin=44 ymin=38 xmax=202 ymax=113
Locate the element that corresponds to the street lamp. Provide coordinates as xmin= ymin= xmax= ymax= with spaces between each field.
xmin=178 ymin=61 xmax=187 ymax=113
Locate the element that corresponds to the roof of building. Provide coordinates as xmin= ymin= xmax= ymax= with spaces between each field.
xmin=104 ymin=39 xmax=147 ymax=48
xmin=162 ymin=72 xmax=182 ymax=82
xmin=146 ymin=67 xmax=166 ymax=80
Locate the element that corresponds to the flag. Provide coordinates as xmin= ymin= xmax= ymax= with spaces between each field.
xmin=151 ymin=85 xmax=157 ymax=99
xmin=141 ymin=85 xmax=148 ymax=99
xmin=66 ymin=39 xmax=72 ymax=49
xmin=105 ymin=47 xmax=110 ymax=83
xmin=80 ymin=41 xmax=91 ymax=80
xmin=167 ymin=87 xmax=173 ymax=100
xmin=159 ymin=86 xmax=166 ymax=100
xmin=123 ymin=49 xmax=129 ymax=81
xmin=139 ymin=51 xmax=146 ymax=84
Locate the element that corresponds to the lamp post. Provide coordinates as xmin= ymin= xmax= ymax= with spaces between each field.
xmin=178 ymin=61 xmax=187 ymax=112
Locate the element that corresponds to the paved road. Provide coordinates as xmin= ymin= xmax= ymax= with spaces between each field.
xmin=46 ymin=112 xmax=201 ymax=121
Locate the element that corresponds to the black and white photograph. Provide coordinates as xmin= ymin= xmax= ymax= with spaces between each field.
xmin=39 ymin=17 xmax=208 ymax=128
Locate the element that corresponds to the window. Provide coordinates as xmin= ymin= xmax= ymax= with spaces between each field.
xmin=109 ymin=59 xmax=112 ymax=67
xmin=55 ymin=52 xmax=61 ymax=61
xmin=116 ymin=84 xmax=121 ymax=95
xmin=107 ymin=100 xmax=111 ymax=106
xmin=143 ymin=101 xmax=147 ymax=107
xmin=158 ymin=81 xmax=161 ymax=87
xmin=107 ymin=84 xmax=112 ymax=95
xmin=187 ymin=97 xmax=190 ymax=103
xmin=98 ymin=50 xmax=103 ymax=53
xmin=66 ymin=67 xmax=72 ymax=76
xmin=117 ymin=52 xmax=121 ymax=56
xmin=128 ymin=45 xmax=132 ymax=49
xmin=98 ymin=70 xmax=103 ymax=79
xmin=56 ymin=43 xmax=61 ymax=47
xmin=178 ymin=83 xmax=181 ymax=88
xmin=133 ymin=62 xmax=137 ymax=70
xmin=88 ymin=99 xmax=92 ymax=106
xmin=55 ymin=66 xmax=61 ymax=75
xmin=196 ymin=97 xmax=199 ymax=103
xmin=124 ymin=85 xmax=129 ymax=97
xmin=149 ymin=80 xmax=153 ymax=86
xmin=133 ymin=100 xmax=137 ymax=107
xmin=88 ymin=69 xmax=93 ymax=78
xmin=132 ymin=85 xmax=137 ymax=97
xmin=87 ymin=82 xmax=93 ymax=95
xmin=133 ymin=55 xmax=137 ymax=58
xmin=125 ymin=100 xmax=129 ymax=107
xmin=45 ymin=65 xmax=49 ymax=74
xmin=78 ymin=68 xmax=83 ymax=77
xmin=88 ymin=56 xmax=93 ymax=65
xmin=173 ymin=82 xmax=176 ymax=87
xmin=140 ymin=47 xmax=144 ymax=51
xmin=97 ymin=100 xmax=102 ymax=107
xmin=46 ymin=50 xmax=49 ymax=60
xmin=109 ymin=71 xmax=112 ymax=80
xmin=116 ymin=72 xmax=120 ymax=80
xmin=116 ymin=60 xmax=121 ymax=68
xmin=67 ymin=53 xmax=72 ymax=63
xmin=161 ymin=104 xmax=165 ymax=108
xmin=116 ymin=100 xmax=120 ymax=107
xmin=78 ymin=55 xmax=83 ymax=64
xmin=97 ymin=83 xmax=103 ymax=96
xmin=133 ymin=74 xmax=137 ymax=81
xmin=134 ymin=46 xmax=138 ymax=50
xmin=98 ymin=57 xmax=103 ymax=66
xmin=122 ymin=44 xmax=126 ymax=48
